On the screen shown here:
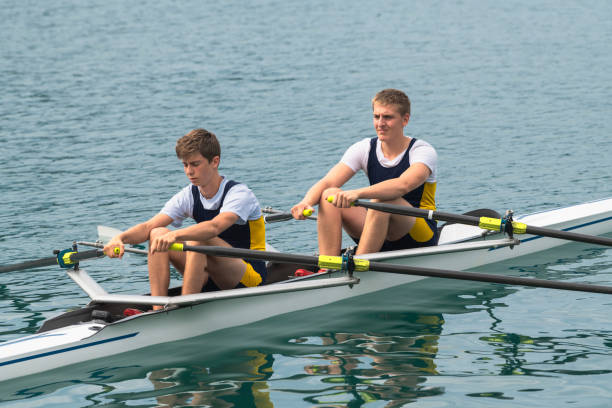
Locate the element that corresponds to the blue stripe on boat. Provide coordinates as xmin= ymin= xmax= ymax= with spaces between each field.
xmin=0 ymin=332 xmax=139 ymax=367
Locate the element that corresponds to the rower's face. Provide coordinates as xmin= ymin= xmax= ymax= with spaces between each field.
xmin=181 ymin=152 xmax=219 ymax=186
xmin=373 ymin=103 xmax=409 ymax=139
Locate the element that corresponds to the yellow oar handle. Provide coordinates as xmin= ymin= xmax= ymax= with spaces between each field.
xmin=478 ymin=217 xmax=528 ymax=234
xmin=326 ymin=195 xmax=355 ymax=205
xmin=170 ymin=243 xmax=184 ymax=251
xmin=318 ymin=255 xmax=370 ymax=271
xmin=114 ymin=247 xmax=121 ymax=255
xmin=326 ymin=196 xmax=355 ymax=207
xmin=303 ymin=208 xmax=313 ymax=217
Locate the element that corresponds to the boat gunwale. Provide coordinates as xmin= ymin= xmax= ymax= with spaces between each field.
xmin=79 ymin=272 xmax=360 ymax=307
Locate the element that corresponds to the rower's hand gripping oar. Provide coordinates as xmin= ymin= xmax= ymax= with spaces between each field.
xmin=169 ymin=243 xmax=612 ymax=295
xmin=327 ymin=196 xmax=612 ymax=248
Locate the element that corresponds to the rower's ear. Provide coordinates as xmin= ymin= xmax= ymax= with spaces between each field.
xmin=211 ymin=155 xmax=220 ymax=169
xmin=403 ymin=113 xmax=410 ymax=126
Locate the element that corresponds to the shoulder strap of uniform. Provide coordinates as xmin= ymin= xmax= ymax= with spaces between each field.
xmin=219 ymin=179 xmax=240 ymax=205
xmin=369 ymin=137 xmax=377 ymax=149
xmin=191 ymin=184 xmax=201 ymax=205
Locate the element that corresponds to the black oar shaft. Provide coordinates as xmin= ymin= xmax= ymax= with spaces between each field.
xmin=264 ymin=211 xmax=316 ymax=223
xmin=353 ymin=200 xmax=480 ymax=226
xmin=177 ymin=244 xmax=612 ymax=296
xmin=181 ymin=244 xmax=321 ymax=268
xmin=369 ymin=261 xmax=612 ymax=295
xmin=0 ymin=257 xmax=58 ymax=273
xmin=264 ymin=213 xmax=294 ymax=223
xmin=0 ymin=249 xmax=104 ymax=274
xmin=353 ymin=200 xmax=612 ymax=247
xmin=524 ymin=225 xmax=612 ymax=247
xmin=69 ymin=249 xmax=105 ymax=262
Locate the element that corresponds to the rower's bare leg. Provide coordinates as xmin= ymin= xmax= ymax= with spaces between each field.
xmin=206 ymin=256 xmax=248 ymax=288
xmin=178 ymin=237 xmax=248 ymax=293
xmin=181 ymin=241 xmax=209 ymax=295
xmin=148 ymin=227 xmax=186 ymax=310
xmin=148 ymin=227 xmax=172 ymax=297
xmin=355 ymin=198 xmax=416 ymax=256
xmin=317 ymin=188 xmax=343 ymax=255
xmin=355 ymin=206 xmax=390 ymax=255
xmin=318 ymin=188 xmax=366 ymax=256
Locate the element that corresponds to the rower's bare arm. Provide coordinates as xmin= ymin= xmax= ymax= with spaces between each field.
xmin=178 ymin=211 xmax=238 ymax=242
xmin=348 ymin=162 xmax=431 ymax=202
xmin=104 ymin=213 xmax=173 ymax=258
xmin=292 ymin=163 xmax=355 ymax=219
xmin=150 ymin=212 xmax=240 ymax=254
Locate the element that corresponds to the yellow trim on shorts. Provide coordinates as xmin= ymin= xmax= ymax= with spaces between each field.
xmin=240 ymin=261 xmax=263 ymax=287
xmin=409 ymin=217 xmax=435 ymax=242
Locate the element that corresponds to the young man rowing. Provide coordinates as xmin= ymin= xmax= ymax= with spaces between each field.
xmin=103 ymin=129 xmax=266 ymax=308
xmin=291 ymin=89 xmax=438 ymax=256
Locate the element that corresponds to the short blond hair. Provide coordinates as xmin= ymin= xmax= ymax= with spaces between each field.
xmin=372 ymin=89 xmax=411 ymax=116
xmin=175 ymin=129 xmax=220 ymax=162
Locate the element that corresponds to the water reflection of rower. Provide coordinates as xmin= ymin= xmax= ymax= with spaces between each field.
xmin=299 ymin=313 xmax=444 ymax=406
xmin=146 ymin=349 xmax=275 ymax=407
xmin=283 ymin=274 xmax=534 ymax=406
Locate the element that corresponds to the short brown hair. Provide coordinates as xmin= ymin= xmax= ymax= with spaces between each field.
xmin=372 ymin=89 xmax=411 ymax=116
xmin=175 ymin=128 xmax=221 ymax=162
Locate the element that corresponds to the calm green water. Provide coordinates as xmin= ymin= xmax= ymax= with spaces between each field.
xmin=1 ymin=0 xmax=612 ymax=406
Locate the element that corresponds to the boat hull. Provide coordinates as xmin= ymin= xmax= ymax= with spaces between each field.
xmin=1 ymin=197 xmax=611 ymax=381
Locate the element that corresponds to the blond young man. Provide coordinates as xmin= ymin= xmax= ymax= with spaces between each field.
xmin=291 ymin=89 xmax=438 ymax=256
xmin=104 ymin=129 xmax=266 ymax=309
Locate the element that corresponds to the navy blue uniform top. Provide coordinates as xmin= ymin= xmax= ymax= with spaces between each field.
xmin=191 ymin=180 xmax=267 ymax=280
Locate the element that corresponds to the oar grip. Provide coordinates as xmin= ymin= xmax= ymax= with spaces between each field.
xmin=326 ymin=196 xmax=354 ymax=206
xmin=303 ymin=208 xmax=313 ymax=217
xmin=169 ymin=243 xmax=184 ymax=251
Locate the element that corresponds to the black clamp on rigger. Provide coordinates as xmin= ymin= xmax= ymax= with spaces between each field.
xmin=503 ymin=210 xmax=515 ymax=248
xmin=341 ymin=252 xmax=355 ymax=276
xmin=341 ymin=246 xmax=357 ymax=284
xmin=54 ymin=242 xmax=80 ymax=270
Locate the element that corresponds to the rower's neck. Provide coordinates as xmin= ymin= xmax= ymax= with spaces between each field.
xmin=380 ymin=136 xmax=411 ymax=159
xmin=199 ymin=174 xmax=223 ymax=199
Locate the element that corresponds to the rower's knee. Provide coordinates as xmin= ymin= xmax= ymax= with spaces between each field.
xmin=321 ymin=187 xmax=341 ymax=205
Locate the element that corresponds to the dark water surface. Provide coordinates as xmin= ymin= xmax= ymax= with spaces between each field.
xmin=1 ymin=0 xmax=612 ymax=406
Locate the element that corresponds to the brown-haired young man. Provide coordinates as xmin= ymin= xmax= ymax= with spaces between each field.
xmin=291 ymin=89 xmax=438 ymax=257
xmin=104 ymin=129 xmax=266 ymax=309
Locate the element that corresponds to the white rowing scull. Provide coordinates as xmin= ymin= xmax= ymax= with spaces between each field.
xmin=1 ymin=197 xmax=611 ymax=382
